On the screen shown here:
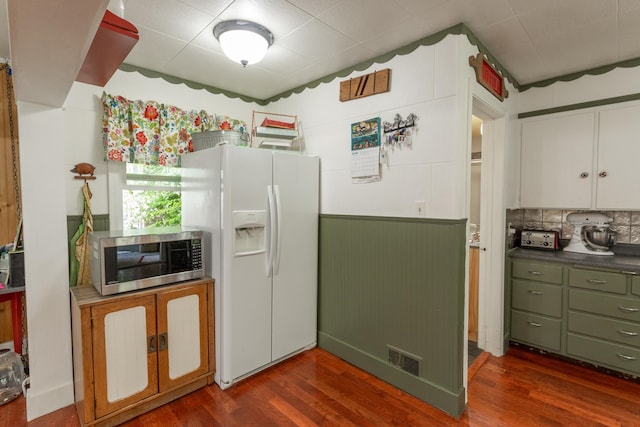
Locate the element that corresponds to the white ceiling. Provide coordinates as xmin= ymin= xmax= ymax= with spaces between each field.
xmin=3 ymin=0 xmax=640 ymax=104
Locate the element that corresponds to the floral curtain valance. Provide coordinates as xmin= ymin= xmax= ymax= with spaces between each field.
xmin=102 ymin=92 xmax=247 ymax=166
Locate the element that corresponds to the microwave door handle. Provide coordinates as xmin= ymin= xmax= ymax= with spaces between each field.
xmin=266 ymin=185 xmax=276 ymax=277
xmin=273 ymin=185 xmax=282 ymax=275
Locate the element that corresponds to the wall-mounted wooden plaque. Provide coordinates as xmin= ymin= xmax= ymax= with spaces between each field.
xmin=469 ymin=53 xmax=508 ymax=102
xmin=340 ymin=69 xmax=390 ymax=102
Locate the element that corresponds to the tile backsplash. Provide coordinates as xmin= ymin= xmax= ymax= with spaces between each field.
xmin=506 ymin=209 xmax=640 ymax=245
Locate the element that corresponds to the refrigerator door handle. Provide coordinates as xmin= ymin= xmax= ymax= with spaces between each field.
xmin=266 ymin=185 xmax=277 ymax=277
xmin=273 ymin=184 xmax=282 ymax=275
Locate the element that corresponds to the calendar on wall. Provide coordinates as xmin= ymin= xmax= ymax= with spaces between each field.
xmin=350 ymin=117 xmax=380 ymax=182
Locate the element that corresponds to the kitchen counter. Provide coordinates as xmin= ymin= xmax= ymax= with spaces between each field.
xmin=509 ymin=246 xmax=640 ymax=273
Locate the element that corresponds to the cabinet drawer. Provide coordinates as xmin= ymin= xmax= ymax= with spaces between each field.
xmin=567 ymin=333 xmax=640 ymax=375
xmin=512 ymin=279 xmax=562 ymax=317
xmin=569 ymin=289 xmax=640 ymax=322
xmin=631 ymin=276 xmax=640 ymax=297
xmin=511 ymin=310 xmax=562 ymax=351
xmin=569 ymin=267 xmax=626 ymax=294
xmin=568 ymin=311 xmax=640 ymax=348
xmin=512 ymin=260 xmax=563 ymax=285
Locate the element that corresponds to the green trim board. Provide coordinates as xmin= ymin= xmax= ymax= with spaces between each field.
xmin=119 ymin=23 xmax=640 ymax=106
xmin=318 ymin=214 xmax=467 ymax=417
xmin=119 ymin=23 xmax=517 ymax=106
xmin=118 ymin=63 xmax=260 ymax=104
xmin=518 ymin=93 xmax=640 ymax=119
xmin=519 ymin=57 xmax=640 ymax=92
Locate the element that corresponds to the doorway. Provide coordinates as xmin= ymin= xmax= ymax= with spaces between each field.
xmin=468 ymin=115 xmax=482 ymax=366
xmin=470 ymin=97 xmax=508 ymax=359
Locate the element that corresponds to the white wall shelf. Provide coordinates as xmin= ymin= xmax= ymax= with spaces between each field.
xmin=251 ymin=111 xmax=300 ymax=151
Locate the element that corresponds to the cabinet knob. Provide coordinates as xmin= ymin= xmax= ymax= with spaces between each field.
xmin=580 ymin=172 xmax=589 ymax=178
xmin=147 ymin=335 xmax=157 ymax=353
xmin=599 ymin=171 xmax=608 ymax=178
xmin=159 ymin=332 xmax=168 ymax=351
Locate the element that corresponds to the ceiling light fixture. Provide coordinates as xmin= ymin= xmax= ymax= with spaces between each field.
xmin=213 ymin=20 xmax=274 ymax=67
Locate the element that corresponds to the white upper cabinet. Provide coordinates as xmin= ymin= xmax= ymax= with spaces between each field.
xmin=596 ymin=104 xmax=640 ymax=209
xmin=520 ymin=112 xmax=596 ymax=209
xmin=520 ymin=102 xmax=640 ymax=210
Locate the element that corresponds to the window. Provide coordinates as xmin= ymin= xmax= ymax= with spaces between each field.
xmin=122 ymin=163 xmax=182 ymax=229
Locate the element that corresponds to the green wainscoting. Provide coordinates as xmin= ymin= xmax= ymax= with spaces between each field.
xmin=66 ymin=214 xmax=110 ymax=242
xmin=318 ymin=214 xmax=467 ymax=417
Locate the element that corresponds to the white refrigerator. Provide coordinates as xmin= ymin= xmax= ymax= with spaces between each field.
xmin=181 ymin=144 xmax=319 ymax=389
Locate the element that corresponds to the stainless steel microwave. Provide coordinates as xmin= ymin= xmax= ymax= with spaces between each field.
xmin=89 ymin=227 xmax=205 ymax=296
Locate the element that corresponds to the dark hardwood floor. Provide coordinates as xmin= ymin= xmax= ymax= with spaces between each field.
xmin=4 ymin=346 xmax=640 ymax=426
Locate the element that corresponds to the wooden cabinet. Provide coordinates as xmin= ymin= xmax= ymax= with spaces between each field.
xmin=520 ymin=102 xmax=640 ymax=210
xmin=71 ymin=278 xmax=214 ymax=427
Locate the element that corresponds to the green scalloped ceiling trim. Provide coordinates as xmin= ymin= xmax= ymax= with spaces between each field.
xmin=118 ymin=23 xmax=518 ymax=106
xmin=519 ymin=57 xmax=640 ymax=92
xmin=262 ymin=23 xmax=520 ymax=104
xmin=118 ymin=63 xmax=264 ymax=104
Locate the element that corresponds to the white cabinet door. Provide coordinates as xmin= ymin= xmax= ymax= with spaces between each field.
xmin=92 ymin=295 xmax=158 ymax=419
xmin=157 ymin=283 xmax=209 ymax=391
xmin=520 ymin=113 xmax=596 ymax=208
xmin=596 ymin=104 xmax=640 ymax=209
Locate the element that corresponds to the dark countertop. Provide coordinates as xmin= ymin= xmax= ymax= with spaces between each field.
xmin=509 ymin=246 xmax=640 ymax=274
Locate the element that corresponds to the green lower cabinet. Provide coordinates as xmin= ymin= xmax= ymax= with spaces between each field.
xmin=511 ymin=310 xmax=562 ymax=351
xmin=569 ymin=289 xmax=640 ymax=322
xmin=512 ymin=279 xmax=562 ymax=317
xmin=567 ymin=333 xmax=640 ymax=375
xmin=631 ymin=276 xmax=640 ymax=297
xmin=512 ymin=259 xmax=563 ymax=284
xmin=510 ymin=256 xmax=640 ymax=378
xmin=568 ymin=311 xmax=640 ymax=347
xmin=569 ymin=268 xmax=627 ymax=294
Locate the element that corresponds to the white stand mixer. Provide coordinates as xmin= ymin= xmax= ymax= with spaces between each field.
xmin=564 ymin=212 xmax=616 ymax=256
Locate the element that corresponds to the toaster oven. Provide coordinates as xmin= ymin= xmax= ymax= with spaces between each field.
xmin=520 ymin=230 xmax=559 ymax=250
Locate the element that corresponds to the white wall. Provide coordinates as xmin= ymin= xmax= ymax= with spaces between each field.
xmin=276 ymin=35 xmax=468 ymax=219
xmin=19 ymin=102 xmax=75 ymax=420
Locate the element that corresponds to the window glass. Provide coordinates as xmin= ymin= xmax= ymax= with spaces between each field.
xmin=123 ymin=164 xmax=181 ymax=229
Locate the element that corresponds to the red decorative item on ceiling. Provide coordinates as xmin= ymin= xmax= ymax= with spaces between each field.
xmin=76 ymin=10 xmax=139 ymax=87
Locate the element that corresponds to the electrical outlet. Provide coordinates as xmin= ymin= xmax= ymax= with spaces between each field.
xmin=415 ymin=201 xmax=425 ymax=216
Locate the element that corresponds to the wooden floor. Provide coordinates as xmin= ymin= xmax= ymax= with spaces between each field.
xmin=4 ymin=346 xmax=640 ymax=426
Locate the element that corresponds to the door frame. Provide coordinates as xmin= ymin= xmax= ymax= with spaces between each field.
xmin=470 ymin=97 xmax=508 ymax=358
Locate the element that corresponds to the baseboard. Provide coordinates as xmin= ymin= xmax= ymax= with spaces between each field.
xmin=319 ymin=332 xmax=465 ymax=418
xmin=26 ymin=380 xmax=75 ymax=421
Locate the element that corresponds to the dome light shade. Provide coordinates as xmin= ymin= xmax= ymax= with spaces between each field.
xmin=213 ymin=20 xmax=274 ymax=67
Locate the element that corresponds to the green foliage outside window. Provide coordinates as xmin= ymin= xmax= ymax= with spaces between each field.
xmin=123 ymin=163 xmax=182 ymax=229
xmin=124 ymin=190 xmax=181 ymax=229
